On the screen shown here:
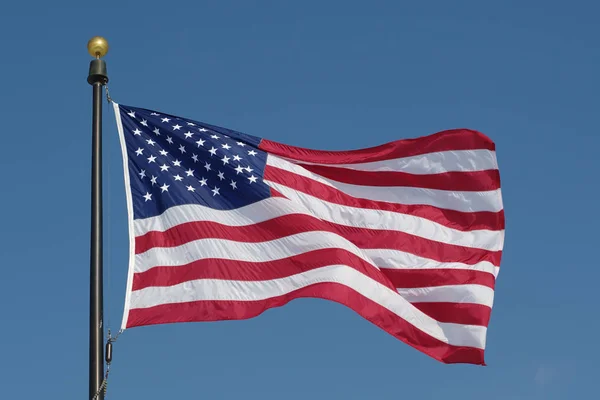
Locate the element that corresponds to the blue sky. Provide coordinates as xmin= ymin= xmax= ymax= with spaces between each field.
xmin=1 ymin=1 xmax=598 ymax=399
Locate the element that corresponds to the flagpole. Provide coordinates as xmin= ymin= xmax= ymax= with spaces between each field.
xmin=87 ymin=36 xmax=109 ymax=400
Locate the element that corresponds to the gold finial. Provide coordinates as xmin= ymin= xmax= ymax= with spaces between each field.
xmin=87 ymin=36 xmax=109 ymax=59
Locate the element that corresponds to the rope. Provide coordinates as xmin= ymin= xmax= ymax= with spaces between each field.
xmin=92 ymin=87 xmax=121 ymax=400
xmin=105 ymin=85 xmax=113 ymax=103
xmin=91 ymin=330 xmax=124 ymax=400
xmin=91 ymin=366 xmax=110 ymax=400
xmin=108 ymin=328 xmax=125 ymax=343
xmin=105 ymin=86 xmax=113 ymax=332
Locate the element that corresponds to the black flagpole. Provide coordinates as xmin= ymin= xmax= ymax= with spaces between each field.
xmin=87 ymin=36 xmax=109 ymax=400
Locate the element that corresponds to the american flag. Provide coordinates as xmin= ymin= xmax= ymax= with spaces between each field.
xmin=113 ymin=102 xmax=504 ymax=365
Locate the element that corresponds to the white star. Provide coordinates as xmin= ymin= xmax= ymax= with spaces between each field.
xmin=151 ymin=112 xmax=160 ymax=116
xmin=211 ymin=134 xmax=219 ymax=139
xmin=172 ymin=124 xmax=182 ymax=130
xmin=187 ymin=122 xmax=196 ymax=126
xmin=233 ymin=155 xmax=242 ymax=162
xmin=146 ymin=139 xmax=156 ymax=146
xmin=196 ymin=139 xmax=205 ymax=147
xmin=199 ymin=128 xmax=208 ymax=132
xmin=161 ymin=117 xmax=171 ymax=123
xmin=143 ymin=192 xmax=152 ymax=202
xmin=159 ymin=149 xmax=168 ymax=156
xmin=199 ymin=178 xmax=208 ymax=186
xmin=160 ymin=164 xmax=170 ymax=172
xmin=248 ymin=175 xmax=258 ymax=183
xmin=141 ymin=119 xmax=148 ymax=127
xmin=184 ymin=131 xmax=194 ymax=139
xmin=209 ymin=147 xmax=218 ymax=156
xmin=248 ymin=150 xmax=257 ymax=156
xmin=211 ymin=186 xmax=220 ymax=196
xmin=235 ymin=165 xmax=244 ymax=174
xmin=172 ymin=159 xmax=182 ymax=167
xmin=133 ymin=129 xmax=142 ymax=136
xmin=245 ymin=166 xmax=254 ymax=173
xmin=166 ymin=136 xmax=174 ymax=144
xmin=153 ymin=128 xmax=160 ymax=136
xmin=150 ymin=176 xmax=157 ymax=186
xmin=179 ymin=145 xmax=186 ymax=154
xmin=185 ymin=168 xmax=195 ymax=177
xmin=204 ymin=162 xmax=211 ymax=171
xmin=191 ymin=154 xmax=199 ymax=163
xmin=135 ymin=148 xmax=144 ymax=156
xmin=160 ymin=183 xmax=170 ymax=192
xmin=127 ymin=111 xmax=136 ymax=118
xmin=187 ymin=185 xmax=196 ymax=192
xmin=221 ymin=155 xmax=230 ymax=165
xmin=230 ymin=180 xmax=237 ymax=190
xmin=236 ymin=141 xmax=246 ymax=147
xmin=173 ymin=174 xmax=183 ymax=181
xmin=147 ymin=155 xmax=157 ymax=163
xmin=138 ymin=169 xmax=146 ymax=179
xmin=217 ymin=171 xmax=225 ymax=180
xmin=221 ymin=143 xmax=232 ymax=150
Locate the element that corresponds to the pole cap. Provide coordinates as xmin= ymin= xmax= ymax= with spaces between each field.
xmin=87 ymin=36 xmax=109 ymax=59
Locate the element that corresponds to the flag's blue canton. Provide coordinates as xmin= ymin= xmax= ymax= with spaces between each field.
xmin=118 ymin=105 xmax=271 ymax=219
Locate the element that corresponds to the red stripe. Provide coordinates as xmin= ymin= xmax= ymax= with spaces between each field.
xmin=264 ymin=166 xmax=505 ymax=231
xmin=259 ymin=129 xmax=495 ymax=164
xmin=132 ymin=248 xmax=396 ymax=292
xmin=383 ymin=268 xmax=495 ymax=290
xmin=269 ymin=186 xmax=287 ymax=198
xmin=127 ymin=282 xmax=486 ymax=365
xmin=413 ymin=302 xmax=492 ymax=327
xmin=133 ymin=248 xmax=494 ymax=327
xmin=344 ymin=226 xmax=500 ymax=266
xmin=135 ymin=213 xmax=501 ymax=266
xmin=133 ymin=246 xmax=494 ymax=291
xmin=299 ymin=164 xmax=501 ymax=191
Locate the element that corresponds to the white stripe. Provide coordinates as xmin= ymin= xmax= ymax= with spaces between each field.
xmin=397 ymin=284 xmax=495 ymax=308
xmin=129 ymin=264 xmax=487 ymax=349
xmin=286 ymin=149 xmax=498 ymax=174
xmin=112 ymin=102 xmax=137 ymax=331
xmin=266 ymin=181 xmax=504 ymax=251
xmin=133 ymin=197 xmax=300 ymax=237
xmin=372 ymin=249 xmax=499 ymax=277
xmin=133 ymin=195 xmax=503 ymax=253
xmin=267 ymin=156 xmax=504 ymax=213
xmin=135 ymin=230 xmax=373 ymax=272
xmin=134 ymin=230 xmax=497 ymax=276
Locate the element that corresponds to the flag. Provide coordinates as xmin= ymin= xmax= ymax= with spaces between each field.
xmin=113 ymin=102 xmax=504 ymax=365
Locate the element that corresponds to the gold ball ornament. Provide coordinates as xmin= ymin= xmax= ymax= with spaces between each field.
xmin=87 ymin=36 xmax=109 ymax=58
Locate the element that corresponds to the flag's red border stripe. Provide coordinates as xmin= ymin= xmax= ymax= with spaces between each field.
xmin=135 ymin=213 xmax=501 ymax=266
xmin=264 ymin=166 xmax=505 ymax=232
xmin=259 ymin=129 xmax=495 ymax=164
xmin=298 ymin=163 xmax=501 ymax=191
xmin=413 ymin=302 xmax=492 ymax=327
xmin=382 ymin=268 xmax=495 ymax=290
xmin=126 ymin=281 xmax=486 ymax=365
